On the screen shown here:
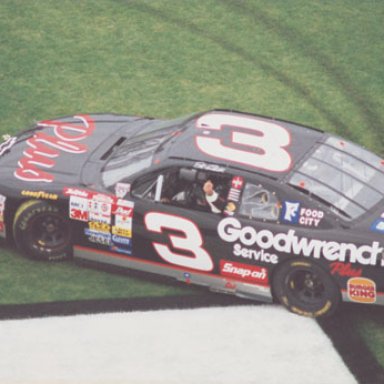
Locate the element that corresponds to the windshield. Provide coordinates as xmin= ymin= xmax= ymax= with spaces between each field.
xmin=102 ymin=115 xmax=191 ymax=187
xmin=289 ymin=137 xmax=384 ymax=220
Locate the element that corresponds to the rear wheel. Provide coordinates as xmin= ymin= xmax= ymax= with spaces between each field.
xmin=13 ymin=200 xmax=72 ymax=261
xmin=272 ymin=259 xmax=340 ymax=318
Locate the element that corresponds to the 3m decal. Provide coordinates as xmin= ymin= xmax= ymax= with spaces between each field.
xmin=76 ymin=197 xmax=134 ymax=252
xmin=195 ymin=112 xmax=292 ymax=172
xmin=220 ymin=260 xmax=268 ymax=285
xmin=281 ymin=201 xmax=324 ymax=227
xmin=67 ymin=189 xmax=135 ymax=230
xmin=69 ymin=196 xmax=89 ymax=222
xmin=145 ymin=212 xmax=214 ymax=271
xmin=69 ymin=191 xmax=114 ymax=220
xmin=347 ymin=277 xmax=376 ymax=303
xmin=218 ymin=217 xmax=383 ymax=267
xmin=15 ymin=115 xmax=95 ymax=182
xmin=330 ymin=262 xmax=362 ymax=278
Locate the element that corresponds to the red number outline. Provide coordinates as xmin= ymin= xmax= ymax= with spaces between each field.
xmin=195 ymin=112 xmax=292 ymax=173
xmin=144 ymin=212 xmax=214 ymax=272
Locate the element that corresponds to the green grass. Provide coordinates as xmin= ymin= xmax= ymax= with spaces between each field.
xmin=1 ymin=0 xmax=384 ymax=367
xmin=0 ymin=244 xmax=198 ymax=304
xmin=359 ymin=319 xmax=384 ymax=365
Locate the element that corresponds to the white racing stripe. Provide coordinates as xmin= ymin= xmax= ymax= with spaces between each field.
xmin=0 ymin=305 xmax=356 ymax=384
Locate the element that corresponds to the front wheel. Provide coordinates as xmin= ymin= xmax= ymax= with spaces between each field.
xmin=272 ymin=259 xmax=340 ymax=318
xmin=13 ymin=200 xmax=72 ymax=261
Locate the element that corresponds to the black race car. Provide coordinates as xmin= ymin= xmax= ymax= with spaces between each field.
xmin=1 ymin=110 xmax=383 ymax=317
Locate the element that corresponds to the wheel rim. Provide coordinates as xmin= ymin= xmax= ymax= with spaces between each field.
xmin=286 ymin=269 xmax=326 ymax=305
xmin=28 ymin=213 xmax=70 ymax=252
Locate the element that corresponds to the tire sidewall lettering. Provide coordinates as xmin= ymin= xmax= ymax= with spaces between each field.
xmin=273 ymin=260 xmax=340 ymax=318
xmin=17 ymin=205 xmax=58 ymax=231
xmin=13 ymin=200 xmax=71 ymax=261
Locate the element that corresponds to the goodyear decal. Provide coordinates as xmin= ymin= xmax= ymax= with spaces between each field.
xmin=21 ymin=190 xmax=58 ymax=200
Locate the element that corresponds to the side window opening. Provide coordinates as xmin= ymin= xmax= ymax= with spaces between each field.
xmin=131 ymin=167 xmax=233 ymax=214
xmin=238 ymin=183 xmax=280 ymax=221
xmin=130 ymin=173 xmax=159 ymax=200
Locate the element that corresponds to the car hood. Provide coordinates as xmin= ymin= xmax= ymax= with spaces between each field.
xmin=0 ymin=114 xmax=145 ymax=190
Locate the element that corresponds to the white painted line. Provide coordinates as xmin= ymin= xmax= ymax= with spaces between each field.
xmin=0 ymin=305 xmax=356 ymax=384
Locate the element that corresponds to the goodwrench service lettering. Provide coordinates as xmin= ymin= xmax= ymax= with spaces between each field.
xmin=218 ymin=217 xmax=383 ymax=266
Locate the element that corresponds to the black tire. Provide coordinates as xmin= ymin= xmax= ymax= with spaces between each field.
xmin=13 ymin=200 xmax=72 ymax=261
xmin=272 ymin=259 xmax=340 ymax=318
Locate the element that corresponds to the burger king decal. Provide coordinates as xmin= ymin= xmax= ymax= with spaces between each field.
xmin=347 ymin=277 xmax=376 ymax=304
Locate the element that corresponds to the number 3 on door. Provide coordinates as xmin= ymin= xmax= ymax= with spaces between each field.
xmin=144 ymin=212 xmax=214 ymax=272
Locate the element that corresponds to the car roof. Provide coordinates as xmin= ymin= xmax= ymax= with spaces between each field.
xmin=165 ymin=109 xmax=326 ymax=180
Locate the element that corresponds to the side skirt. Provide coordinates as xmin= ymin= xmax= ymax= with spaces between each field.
xmin=73 ymin=245 xmax=273 ymax=303
xmin=341 ymin=290 xmax=384 ymax=306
